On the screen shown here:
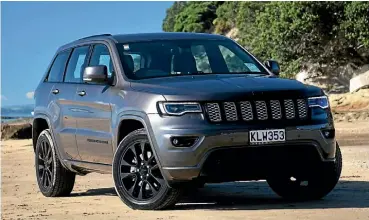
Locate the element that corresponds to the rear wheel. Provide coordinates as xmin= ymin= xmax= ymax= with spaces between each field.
xmin=267 ymin=142 xmax=342 ymax=200
xmin=35 ymin=129 xmax=76 ymax=197
xmin=113 ymin=129 xmax=182 ymax=210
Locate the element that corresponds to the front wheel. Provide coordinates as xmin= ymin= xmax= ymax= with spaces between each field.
xmin=267 ymin=142 xmax=342 ymax=201
xmin=113 ymin=129 xmax=182 ymax=210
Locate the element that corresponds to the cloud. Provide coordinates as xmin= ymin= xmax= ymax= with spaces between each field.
xmin=0 ymin=95 xmax=7 ymax=101
xmin=26 ymin=91 xmax=35 ymax=99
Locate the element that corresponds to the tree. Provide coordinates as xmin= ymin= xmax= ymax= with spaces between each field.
xmin=162 ymin=2 xmax=187 ymax=32
xmin=163 ymin=1 xmax=369 ymax=77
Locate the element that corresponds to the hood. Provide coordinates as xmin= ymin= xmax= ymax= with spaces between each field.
xmin=130 ymin=74 xmax=323 ymax=101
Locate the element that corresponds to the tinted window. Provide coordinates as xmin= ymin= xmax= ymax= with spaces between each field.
xmin=89 ymin=44 xmax=114 ymax=79
xmin=64 ymin=46 xmax=89 ymax=83
xmin=116 ymin=40 xmax=267 ymax=80
xmin=47 ymin=50 xmax=71 ymax=82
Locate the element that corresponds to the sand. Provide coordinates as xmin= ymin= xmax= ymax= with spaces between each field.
xmin=1 ymin=122 xmax=369 ymax=220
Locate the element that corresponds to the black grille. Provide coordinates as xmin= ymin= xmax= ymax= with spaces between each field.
xmin=205 ymin=99 xmax=308 ymax=123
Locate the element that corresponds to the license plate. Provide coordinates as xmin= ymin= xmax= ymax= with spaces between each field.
xmin=249 ymin=129 xmax=285 ymax=144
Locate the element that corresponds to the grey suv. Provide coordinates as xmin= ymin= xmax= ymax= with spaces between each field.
xmin=33 ymin=32 xmax=342 ymax=210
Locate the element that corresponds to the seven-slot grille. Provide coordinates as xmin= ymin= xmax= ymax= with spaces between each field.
xmin=205 ymin=99 xmax=308 ymax=122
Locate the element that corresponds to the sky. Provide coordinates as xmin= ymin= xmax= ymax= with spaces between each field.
xmin=1 ymin=1 xmax=173 ymax=106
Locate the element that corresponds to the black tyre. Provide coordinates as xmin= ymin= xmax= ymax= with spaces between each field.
xmin=267 ymin=142 xmax=342 ymax=201
xmin=35 ymin=129 xmax=76 ymax=197
xmin=113 ymin=128 xmax=182 ymax=210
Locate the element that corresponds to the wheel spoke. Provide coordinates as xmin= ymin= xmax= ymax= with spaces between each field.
xmin=151 ymin=164 xmax=159 ymax=170
xmin=120 ymin=172 xmax=136 ymax=180
xmin=138 ymin=181 xmax=144 ymax=199
xmin=120 ymin=157 xmax=136 ymax=168
xmin=47 ymin=157 xmax=52 ymax=165
xmin=47 ymin=146 xmax=52 ymax=160
xmin=128 ymin=178 xmax=139 ymax=195
xmin=147 ymin=153 xmax=155 ymax=165
xmin=38 ymin=152 xmax=43 ymax=160
xmin=43 ymin=170 xmax=47 ymax=186
xmin=47 ymin=171 xmax=52 ymax=186
xmin=150 ymin=174 xmax=165 ymax=186
xmin=146 ymin=179 xmax=159 ymax=195
xmin=42 ymin=142 xmax=47 ymax=157
xmin=140 ymin=141 xmax=146 ymax=161
xmin=130 ymin=145 xmax=140 ymax=164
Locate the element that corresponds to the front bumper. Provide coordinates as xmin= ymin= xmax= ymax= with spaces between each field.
xmin=146 ymin=113 xmax=336 ymax=182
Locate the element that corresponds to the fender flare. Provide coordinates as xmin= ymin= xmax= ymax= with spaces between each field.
xmin=114 ymin=112 xmax=166 ymax=181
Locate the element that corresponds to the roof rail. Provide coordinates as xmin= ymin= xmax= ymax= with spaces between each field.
xmin=77 ymin=34 xmax=112 ymax=41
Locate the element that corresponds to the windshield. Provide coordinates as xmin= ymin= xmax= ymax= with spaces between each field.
xmin=116 ymin=39 xmax=268 ymax=80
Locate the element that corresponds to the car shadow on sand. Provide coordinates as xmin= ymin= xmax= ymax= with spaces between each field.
xmin=70 ymin=180 xmax=369 ymax=210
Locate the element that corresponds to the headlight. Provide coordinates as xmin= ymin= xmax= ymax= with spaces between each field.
xmin=158 ymin=102 xmax=202 ymax=116
xmin=308 ymin=96 xmax=329 ymax=109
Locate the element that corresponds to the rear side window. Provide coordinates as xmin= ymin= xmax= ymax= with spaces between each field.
xmin=46 ymin=50 xmax=71 ymax=82
xmin=64 ymin=46 xmax=90 ymax=83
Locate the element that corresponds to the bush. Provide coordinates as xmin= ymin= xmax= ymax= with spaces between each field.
xmin=162 ymin=1 xmax=369 ymax=77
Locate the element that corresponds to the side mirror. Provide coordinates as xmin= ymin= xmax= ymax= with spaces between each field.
xmin=264 ymin=60 xmax=280 ymax=76
xmin=83 ymin=65 xmax=108 ymax=83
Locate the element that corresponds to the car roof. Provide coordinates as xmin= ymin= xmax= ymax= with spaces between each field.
xmin=58 ymin=32 xmax=229 ymax=51
xmin=112 ymin=32 xmax=228 ymax=42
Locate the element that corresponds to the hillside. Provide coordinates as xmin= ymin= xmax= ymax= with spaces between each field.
xmin=163 ymin=2 xmax=369 ymax=93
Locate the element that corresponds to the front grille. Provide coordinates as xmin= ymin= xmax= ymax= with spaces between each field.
xmin=284 ymin=99 xmax=295 ymax=119
xmin=205 ymin=99 xmax=308 ymax=123
xmin=240 ymin=101 xmax=253 ymax=121
xmin=270 ymin=100 xmax=282 ymax=120
xmin=255 ymin=101 xmax=268 ymax=120
xmin=223 ymin=102 xmax=238 ymax=121
xmin=206 ymin=103 xmax=222 ymax=122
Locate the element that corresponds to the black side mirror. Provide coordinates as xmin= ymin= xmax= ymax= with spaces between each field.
xmin=83 ymin=65 xmax=108 ymax=83
xmin=264 ymin=60 xmax=280 ymax=76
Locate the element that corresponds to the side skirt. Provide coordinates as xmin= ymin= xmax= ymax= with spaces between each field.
xmin=64 ymin=159 xmax=112 ymax=175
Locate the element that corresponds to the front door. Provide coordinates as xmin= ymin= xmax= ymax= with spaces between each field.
xmin=74 ymin=44 xmax=115 ymax=164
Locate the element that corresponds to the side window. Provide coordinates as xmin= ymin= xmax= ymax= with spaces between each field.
xmin=219 ymin=45 xmax=261 ymax=73
xmin=64 ymin=46 xmax=89 ymax=83
xmin=46 ymin=50 xmax=71 ymax=82
xmin=191 ymin=45 xmax=212 ymax=73
xmin=89 ymin=44 xmax=114 ymax=78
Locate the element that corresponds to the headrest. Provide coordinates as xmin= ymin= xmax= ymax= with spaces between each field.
xmin=123 ymin=55 xmax=134 ymax=75
xmin=172 ymin=52 xmax=197 ymax=74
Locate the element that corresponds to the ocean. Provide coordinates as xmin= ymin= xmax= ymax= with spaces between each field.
xmin=1 ymin=104 xmax=34 ymax=123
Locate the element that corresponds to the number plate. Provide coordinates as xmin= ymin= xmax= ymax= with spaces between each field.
xmin=249 ymin=129 xmax=285 ymax=144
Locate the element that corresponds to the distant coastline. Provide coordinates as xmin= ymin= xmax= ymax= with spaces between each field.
xmin=1 ymin=104 xmax=34 ymax=123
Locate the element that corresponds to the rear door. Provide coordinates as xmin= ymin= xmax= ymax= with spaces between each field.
xmin=74 ymin=44 xmax=115 ymax=164
xmin=46 ymin=49 xmax=81 ymax=160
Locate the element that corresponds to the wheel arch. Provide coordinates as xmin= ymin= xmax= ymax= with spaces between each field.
xmin=32 ymin=115 xmax=52 ymax=151
xmin=115 ymin=114 xmax=164 ymax=178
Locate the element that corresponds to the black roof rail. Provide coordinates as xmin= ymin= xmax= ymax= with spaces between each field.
xmin=77 ymin=34 xmax=112 ymax=41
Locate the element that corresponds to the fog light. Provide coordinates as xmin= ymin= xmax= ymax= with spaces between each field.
xmin=322 ymin=129 xmax=335 ymax=139
xmin=172 ymin=138 xmax=179 ymax=145
xmin=170 ymin=136 xmax=199 ymax=147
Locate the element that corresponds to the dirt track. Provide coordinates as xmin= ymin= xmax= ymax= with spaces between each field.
xmin=2 ymin=122 xmax=369 ymax=219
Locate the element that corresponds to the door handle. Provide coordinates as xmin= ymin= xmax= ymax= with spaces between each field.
xmin=52 ymin=89 xmax=59 ymax=94
xmin=77 ymin=91 xmax=86 ymax=96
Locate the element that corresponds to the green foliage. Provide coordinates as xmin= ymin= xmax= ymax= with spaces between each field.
xmin=162 ymin=2 xmax=187 ymax=32
xmin=213 ymin=2 xmax=239 ymax=34
xmin=163 ymin=2 xmax=221 ymax=33
xmin=341 ymin=1 xmax=369 ymax=47
xmin=162 ymin=1 xmax=369 ymax=77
